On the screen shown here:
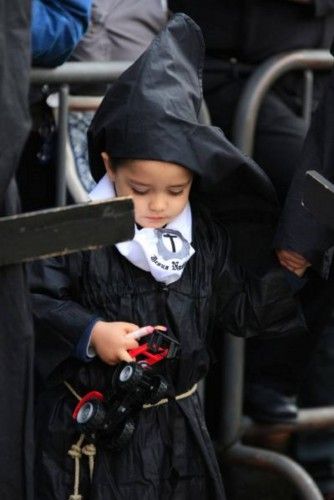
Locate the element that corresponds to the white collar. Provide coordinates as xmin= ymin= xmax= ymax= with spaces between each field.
xmin=89 ymin=174 xmax=195 ymax=284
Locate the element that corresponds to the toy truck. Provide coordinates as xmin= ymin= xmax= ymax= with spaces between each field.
xmin=72 ymin=329 xmax=179 ymax=450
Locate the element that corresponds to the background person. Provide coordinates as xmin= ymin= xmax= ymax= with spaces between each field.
xmin=71 ymin=0 xmax=168 ymax=65
xmin=169 ymin=0 xmax=334 ymax=426
xmin=32 ymin=0 xmax=92 ymax=67
xmin=0 ymin=0 xmax=34 ymax=498
xmin=275 ymin=50 xmax=334 ymax=497
xmin=66 ymin=0 xmax=168 ymax=193
xmin=16 ymin=0 xmax=92 ymax=212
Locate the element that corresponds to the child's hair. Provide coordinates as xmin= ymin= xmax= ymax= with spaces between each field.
xmin=109 ymin=158 xmax=130 ymax=171
xmin=110 ymin=157 xmax=199 ymax=198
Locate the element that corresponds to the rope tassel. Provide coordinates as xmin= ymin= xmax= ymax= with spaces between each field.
xmin=65 ymin=381 xmax=96 ymax=499
xmin=82 ymin=443 xmax=97 ymax=482
xmin=67 ymin=433 xmax=96 ymax=500
xmin=68 ymin=434 xmax=85 ymax=500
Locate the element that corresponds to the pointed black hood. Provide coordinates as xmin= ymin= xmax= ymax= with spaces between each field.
xmin=88 ymin=13 xmax=277 ymax=218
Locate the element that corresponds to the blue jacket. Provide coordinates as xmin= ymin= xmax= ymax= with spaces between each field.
xmin=32 ymin=0 xmax=92 ymax=67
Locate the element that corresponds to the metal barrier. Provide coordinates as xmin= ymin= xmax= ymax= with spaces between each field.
xmin=219 ymin=50 xmax=334 ymax=499
xmin=232 ymin=50 xmax=333 ymax=154
xmin=30 ymin=62 xmax=133 ymax=206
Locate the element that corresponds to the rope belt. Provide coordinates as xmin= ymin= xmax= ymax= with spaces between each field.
xmin=143 ymin=383 xmax=197 ymax=409
xmin=64 ymin=380 xmax=197 ymax=500
xmin=64 ymin=380 xmax=198 ymax=408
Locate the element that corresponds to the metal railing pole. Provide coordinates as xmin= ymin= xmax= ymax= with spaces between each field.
xmin=303 ymin=69 xmax=314 ymax=128
xmin=232 ymin=50 xmax=333 ymax=155
xmin=30 ymin=61 xmax=132 ymax=85
xmin=225 ymin=443 xmax=323 ymax=500
xmin=242 ymin=406 xmax=334 ymax=440
xmin=55 ymin=84 xmax=69 ymax=206
xmin=219 ymin=335 xmax=244 ymax=449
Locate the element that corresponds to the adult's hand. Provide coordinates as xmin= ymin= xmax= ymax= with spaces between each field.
xmin=276 ymin=249 xmax=311 ymax=276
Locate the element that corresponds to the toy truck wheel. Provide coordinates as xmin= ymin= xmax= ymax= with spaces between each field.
xmin=147 ymin=375 xmax=168 ymax=404
xmin=108 ymin=418 xmax=136 ymax=451
xmin=112 ymin=362 xmax=145 ymax=392
xmin=76 ymin=398 xmax=106 ymax=432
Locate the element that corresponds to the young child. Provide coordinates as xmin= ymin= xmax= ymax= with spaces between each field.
xmin=30 ymin=14 xmax=304 ymax=500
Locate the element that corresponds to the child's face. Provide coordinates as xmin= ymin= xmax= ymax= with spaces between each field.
xmin=101 ymin=155 xmax=193 ymax=228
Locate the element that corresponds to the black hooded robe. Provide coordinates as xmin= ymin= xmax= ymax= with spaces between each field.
xmin=30 ymin=14 xmax=303 ymax=500
xmin=30 ymin=207 xmax=301 ymax=500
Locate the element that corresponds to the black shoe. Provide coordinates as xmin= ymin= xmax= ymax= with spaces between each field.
xmin=243 ymin=384 xmax=298 ymax=424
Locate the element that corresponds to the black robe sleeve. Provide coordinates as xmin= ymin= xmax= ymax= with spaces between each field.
xmin=29 ymin=256 xmax=97 ymax=380
xmin=213 ymin=227 xmax=305 ymax=338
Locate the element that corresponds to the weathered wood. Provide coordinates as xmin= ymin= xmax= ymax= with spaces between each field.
xmin=303 ymin=170 xmax=334 ymax=228
xmin=0 ymin=197 xmax=134 ymax=266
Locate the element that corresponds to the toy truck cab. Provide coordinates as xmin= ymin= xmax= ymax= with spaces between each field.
xmin=128 ymin=329 xmax=180 ymax=366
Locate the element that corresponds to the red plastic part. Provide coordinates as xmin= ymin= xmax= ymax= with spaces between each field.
xmin=72 ymin=390 xmax=104 ymax=420
xmin=129 ymin=343 xmax=169 ymax=366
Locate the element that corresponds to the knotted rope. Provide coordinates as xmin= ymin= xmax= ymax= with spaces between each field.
xmin=64 ymin=382 xmax=96 ymax=500
xmin=64 ymin=379 xmax=197 ymax=498
xmin=82 ymin=443 xmax=96 ymax=481
xmin=142 ymin=383 xmax=197 ymax=409
xmin=68 ymin=433 xmax=85 ymax=500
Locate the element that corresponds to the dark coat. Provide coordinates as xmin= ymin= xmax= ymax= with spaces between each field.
xmin=32 ymin=0 xmax=92 ymax=67
xmin=169 ymin=0 xmax=334 ymax=63
xmin=70 ymin=0 xmax=167 ymax=63
xmin=0 ymin=1 xmax=34 ymax=498
xmin=30 ymin=206 xmax=302 ymax=500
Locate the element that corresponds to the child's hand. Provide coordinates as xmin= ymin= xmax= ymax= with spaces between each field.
xmin=276 ymin=249 xmax=311 ymax=277
xmin=90 ymin=321 xmax=140 ymax=365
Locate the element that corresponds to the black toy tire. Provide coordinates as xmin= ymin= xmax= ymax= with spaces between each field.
xmin=112 ymin=362 xmax=145 ymax=392
xmin=76 ymin=398 xmax=107 ymax=432
xmin=108 ymin=419 xmax=136 ymax=451
xmin=147 ymin=375 xmax=168 ymax=404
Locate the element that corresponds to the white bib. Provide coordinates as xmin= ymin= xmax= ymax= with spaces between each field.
xmin=89 ymin=174 xmax=195 ymax=285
